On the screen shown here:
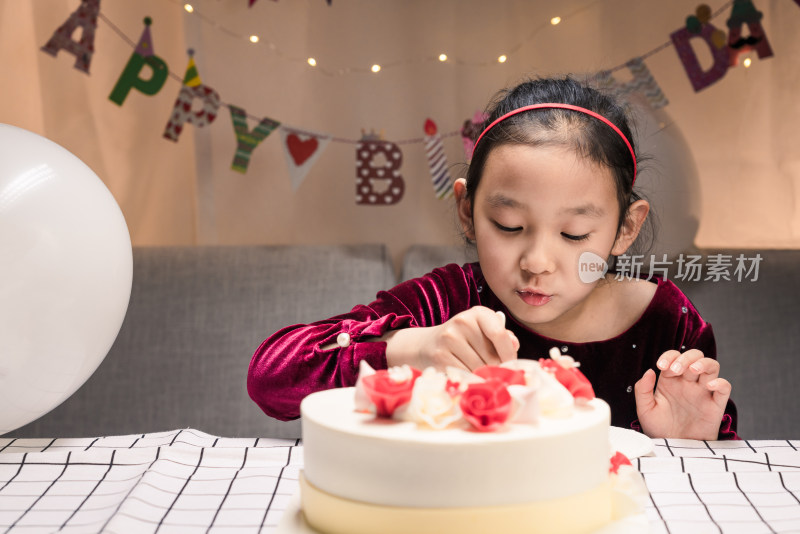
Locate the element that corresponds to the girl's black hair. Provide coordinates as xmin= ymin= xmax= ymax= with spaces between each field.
xmin=465 ymin=76 xmax=653 ymax=253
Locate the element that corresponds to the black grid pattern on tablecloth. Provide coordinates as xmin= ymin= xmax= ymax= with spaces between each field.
xmin=0 ymin=429 xmax=300 ymax=534
xmin=4 ymin=432 xmax=800 ymax=534
xmin=642 ymin=439 xmax=800 ymax=534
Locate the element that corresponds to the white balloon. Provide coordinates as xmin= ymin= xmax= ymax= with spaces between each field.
xmin=0 ymin=124 xmax=132 ymax=435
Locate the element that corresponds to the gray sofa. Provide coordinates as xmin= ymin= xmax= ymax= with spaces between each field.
xmin=7 ymin=244 xmax=800 ymax=439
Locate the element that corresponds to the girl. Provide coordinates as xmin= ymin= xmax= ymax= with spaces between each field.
xmin=248 ymin=76 xmax=737 ymax=440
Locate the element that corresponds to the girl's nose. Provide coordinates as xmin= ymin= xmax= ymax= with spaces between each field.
xmin=519 ymin=238 xmax=555 ymax=275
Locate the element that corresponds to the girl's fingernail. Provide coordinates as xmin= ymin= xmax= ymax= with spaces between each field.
xmin=690 ymin=362 xmax=702 ymax=372
xmin=707 ymin=379 xmax=718 ymax=388
xmin=670 ymin=362 xmax=682 ymax=373
xmin=657 ymin=359 xmax=668 ymax=370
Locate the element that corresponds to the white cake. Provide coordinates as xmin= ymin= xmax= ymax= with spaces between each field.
xmin=299 ymin=355 xmax=640 ymax=534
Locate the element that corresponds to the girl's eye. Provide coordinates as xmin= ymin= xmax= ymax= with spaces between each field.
xmin=493 ymin=221 xmax=522 ymax=233
xmin=562 ymin=232 xmax=590 ymax=242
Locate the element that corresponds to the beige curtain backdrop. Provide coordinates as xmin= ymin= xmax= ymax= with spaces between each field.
xmin=2 ymin=0 xmax=798 ymax=272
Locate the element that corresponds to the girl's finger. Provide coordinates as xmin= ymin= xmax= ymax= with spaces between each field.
xmin=656 ymin=350 xmax=681 ymax=374
xmin=707 ymin=377 xmax=732 ymax=407
xmin=690 ymin=358 xmax=721 ymax=387
xmin=668 ymin=348 xmax=705 ymax=376
xmin=452 ymin=332 xmax=493 ymax=370
xmin=474 ymin=310 xmax=517 ymax=364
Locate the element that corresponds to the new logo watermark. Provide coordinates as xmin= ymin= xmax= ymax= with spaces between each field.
xmin=578 ymin=252 xmax=608 ymax=283
xmin=576 ymin=252 xmax=763 ymax=284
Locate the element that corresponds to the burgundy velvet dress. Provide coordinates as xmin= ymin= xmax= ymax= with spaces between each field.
xmin=247 ymin=262 xmax=737 ymax=439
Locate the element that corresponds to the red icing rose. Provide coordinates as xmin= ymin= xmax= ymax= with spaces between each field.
xmin=459 ymin=379 xmax=513 ymax=432
xmin=609 ymin=451 xmax=633 ymax=474
xmin=539 ymin=359 xmax=595 ymax=402
xmin=474 ymin=365 xmax=526 ymax=387
xmin=361 ymin=367 xmax=422 ymax=417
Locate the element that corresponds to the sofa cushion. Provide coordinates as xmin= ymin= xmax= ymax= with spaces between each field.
xmin=9 ymin=245 xmax=396 ymax=439
xmin=401 ymin=243 xmax=477 ymax=282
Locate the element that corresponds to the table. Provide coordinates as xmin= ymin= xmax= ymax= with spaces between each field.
xmin=1 ymin=429 xmax=799 ymax=533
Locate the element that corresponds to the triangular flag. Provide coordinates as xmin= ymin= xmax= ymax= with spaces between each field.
xmin=182 ymin=50 xmax=202 ymax=87
xmin=278 ymin=127 xmax=331 ymax=191
xmin=423 ymin=119 xmax=453 ymax=200
xmin=135 ymin=17 xmax=156 ymax=57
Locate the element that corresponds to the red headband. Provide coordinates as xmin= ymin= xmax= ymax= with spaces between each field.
xmin=471 ymin=103 xmax=637 ymax=185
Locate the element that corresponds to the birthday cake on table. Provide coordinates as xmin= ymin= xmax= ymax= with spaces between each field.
xmin=299 ymin=348 xmax=647 ymax=534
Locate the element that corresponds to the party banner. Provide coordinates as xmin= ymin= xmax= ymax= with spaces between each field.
xmin=423 ymin=119 xmax=453 ymax=200
xmin=671 ymin=21 xmax=730 ymax=92
xmin=40 ymin=0 xmax=100 ymax=74
xmin=39 ymin=0 xmax=783 ymax=189
xmin=163 ymin=52 xmax=221 ymax=141
xmin=671 ymin=1 xmax=774 ymax=92
xmin=595 ymin=58 xmax=668 ymax=110
xmin=355 ymin=132 xmax=404 ymax=205
xmin=726 ymin=0 xmax=773 ymax=66
xmin=279 ymin=127 xmax=331 ymax=190
xmin=229 ymin=106 xmax=281 ymax=173
xmin=460 ymin=111 xmax=487 ymax=159
xmin=108 ymin=17 xmax=167 ymax=105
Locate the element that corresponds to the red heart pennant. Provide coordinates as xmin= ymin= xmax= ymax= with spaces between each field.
xmin=287 ymin=133 xmax=318 ymax=166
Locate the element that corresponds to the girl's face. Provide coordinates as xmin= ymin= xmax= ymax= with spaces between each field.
xmin=457 ymin=144 xmax=634 ymax=337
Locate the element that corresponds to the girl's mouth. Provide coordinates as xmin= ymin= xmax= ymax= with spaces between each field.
xmin=516 ymin=290 xmax=552 ymax=307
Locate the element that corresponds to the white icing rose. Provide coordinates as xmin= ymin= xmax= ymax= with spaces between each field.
xmin=537 ymin=369 xmax=575 ymax=417
xmin=549 ymin=346 xmax=580 ymax=369
xmin=404 ymin=368 xmax=463 ymax=429
xmin=387 ymin=364 xmax=415 ymax=383
xmin=506 ymin=384 xmax=539 ymax=424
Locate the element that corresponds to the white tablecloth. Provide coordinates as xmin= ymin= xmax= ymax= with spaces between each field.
xmin=1 ymin=429 xmax=799 ymax=533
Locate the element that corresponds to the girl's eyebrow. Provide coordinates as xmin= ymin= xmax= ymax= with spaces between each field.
xmin=485 ymin=193 xmax=524 ymax=209
xmin=484 ymin=195 xmax=604 ymax=218
xmin=562 ymin=204 xmax=605 ymax=218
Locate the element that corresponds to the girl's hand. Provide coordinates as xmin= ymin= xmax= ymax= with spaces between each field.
xmin=633 ymin=349 xmax=731 ymax=440
xmin=385 ymin=306 xmax=519 ymax=371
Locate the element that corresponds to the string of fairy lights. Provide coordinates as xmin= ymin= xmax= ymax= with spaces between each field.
xmin=97 ymin=0 xmax=742 ymax=141
xmin=166 ymin=0 xmax=738 ymax=76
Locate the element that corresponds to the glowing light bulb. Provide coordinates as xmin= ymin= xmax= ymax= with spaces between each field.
xmin=743 ymin=57 xmax=752 ymax=68
xmin=249 ymin=35 xmax=259 ymax=43
xmin=438 ymin=53 xmax=448 ymax=62
xmin=551 ymin=16 xmax=561 ymax=25
xmin=371 ymin=64 xmax=381 ymax=73
xmin=308 ymin=57 xmax=317 ymax=67
xmin=497 ymin=55 xmax=507 ymax=64
xmin=184 ymin=4 xmax=194 ymax=13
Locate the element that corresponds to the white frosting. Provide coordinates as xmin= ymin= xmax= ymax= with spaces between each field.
xmin=301 ymin=386 xmax=611 ymax=508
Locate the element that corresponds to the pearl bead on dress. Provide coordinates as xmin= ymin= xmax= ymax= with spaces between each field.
xmin=336 ymin=332 xmax=351 ymax=348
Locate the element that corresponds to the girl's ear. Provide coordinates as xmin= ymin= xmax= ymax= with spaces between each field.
xmin=611 ymin=199 xmax=650 ymax=256
xmin=454 ymin=178 xmax=475 ymax=241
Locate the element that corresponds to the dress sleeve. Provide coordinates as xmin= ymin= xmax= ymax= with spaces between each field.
xmin=247 ymin=264 xmax=476 ymax=421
